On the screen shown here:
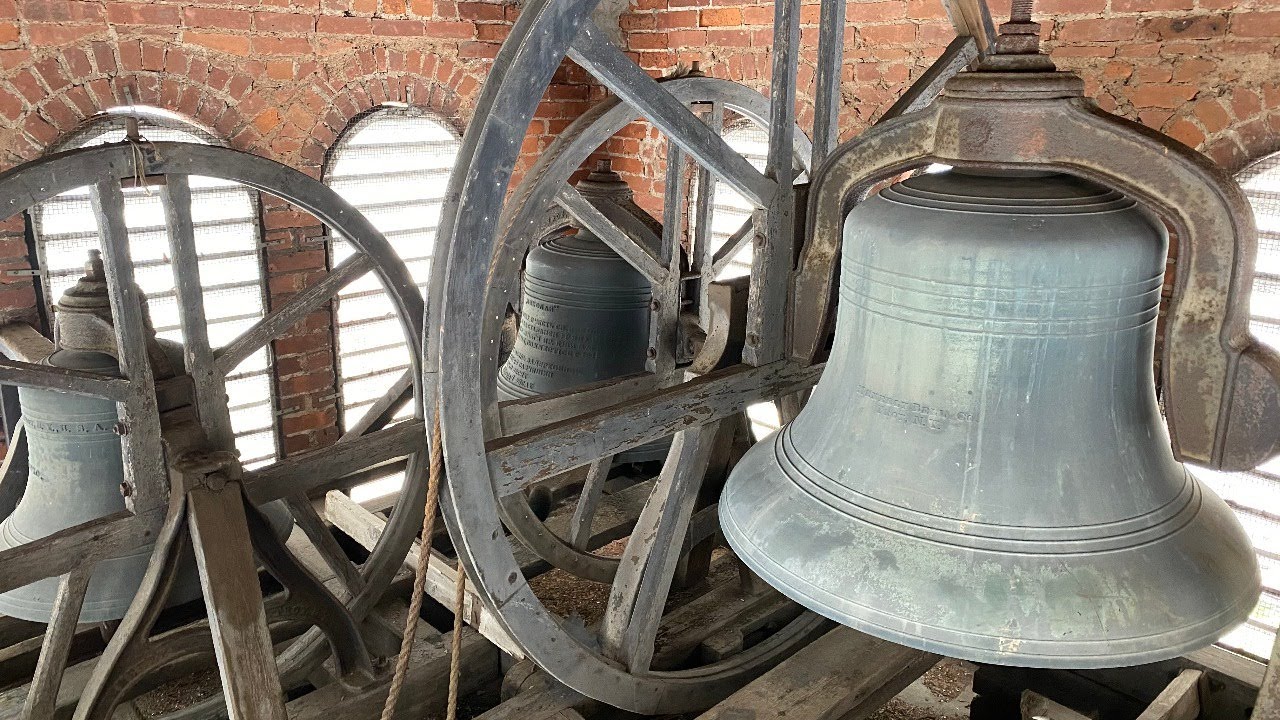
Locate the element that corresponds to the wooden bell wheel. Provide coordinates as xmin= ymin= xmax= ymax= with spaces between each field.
xmin=0 ymin=140 xmax=428 ymax=718
xmin=427 ymin=0 xmax=998 ymax=710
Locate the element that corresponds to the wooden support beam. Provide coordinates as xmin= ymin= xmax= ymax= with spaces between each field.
xmin=323 ymin=492 xmax=523 ymax=658
xmin=696 ymin=627 xmax=937 ymax=720
xmin=1255 ymin=628 xmax=1280 ymax=720
xmin=1021 ymin=691 xmax=1092 ymax=720
xmin=285 ymin=628 xmax=500 ymax=720
xmin=1138 ymin=669 xmax=1203 ymax=720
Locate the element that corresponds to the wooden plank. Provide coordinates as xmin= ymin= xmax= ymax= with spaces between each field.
xmin=567 ymin=22 xmax=777 ymax=207
xmin=322 ymin=492 xmax=523 ymax=658
xmin=21 ymin=568 xmax=91 ymax=720
xmin=0 ymin=358 xmax=131 ymax=401
xmin=1021 ymin=690 xmax=1092 ymax=720
xmin=1136 ymin=669 xmax=1203 ymax=720
xmin=498 ymin=372 xmax=662 ymax=436
xmin=697 ymin=627 xmax=938 ymax=720
xmin=187 ymin=483 xmax=287 ymax=720
xmin=473 ymin=683 xmax=584 ymax=720
xmin=487 ymin=361 xmax=823 ymax=497
xmin=286 ymin=628 xmax=499 ymax=720
xmin=697 ymin=592 xmax=804 ymax=662
xmin=0 ymin=324 xmax=53 ymax=364
xmin=1184 ymin=645 xmax=1266 ymax=688
xmin=1254 ymin=628 xmax=1280 ymax=720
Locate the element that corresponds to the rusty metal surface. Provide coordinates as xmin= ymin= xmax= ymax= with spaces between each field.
xmin=790 ymin=60 xmax=1280 ymax=473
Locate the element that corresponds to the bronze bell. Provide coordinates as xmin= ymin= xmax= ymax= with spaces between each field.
xmin=498 ymin=163 xmax=668 ymax=462
xmin=720 ymin=169 xmax=1260 ymax=668
xmin=0 ymin=253 xmax=291 ymax=622
xmin=496 ymin=225 xmax=653 ymax=400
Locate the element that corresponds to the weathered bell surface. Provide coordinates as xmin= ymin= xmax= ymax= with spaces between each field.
xmin=0 ymin=254 xmax=291 ymax=622
xmin=497 ymin=220 xmax=670 ymax=462
xmin=497 ymin=226 xmax=652 ymax=400
xmin=720 ymin=169 xmax=1261 ymax=668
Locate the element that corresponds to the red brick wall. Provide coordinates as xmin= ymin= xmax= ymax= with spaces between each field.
xmin=0 ymin=0 xmax=1278 ymax=456
xmin=0 ymin=0 xmax=603 ymax=455
xmin=610 ymin=0 xmax=1280 ymax=191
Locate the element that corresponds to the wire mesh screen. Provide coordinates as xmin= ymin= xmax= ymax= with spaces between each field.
xmin=1190 ymin=152 xmax=1280 ymax=661
xmin=31 ymin=115 xmax=278 ymax=467
xmin=326 ymin=108 xmax=461 ymax=502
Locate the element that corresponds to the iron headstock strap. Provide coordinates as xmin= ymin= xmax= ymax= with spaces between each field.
xmin=790 ymin=4 xmax=1280 ymax=471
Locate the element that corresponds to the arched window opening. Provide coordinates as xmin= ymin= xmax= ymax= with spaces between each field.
xmin=324 ymin=107 xmax=462 ymax=502
xmin=31 ymin=109 xmax=277 ymax=467
xmin=1193 ymin=151 xmax=1280 ymax=660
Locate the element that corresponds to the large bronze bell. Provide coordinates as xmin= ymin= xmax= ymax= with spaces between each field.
xmin=720 ymin=168 xmax=1260 ymax=667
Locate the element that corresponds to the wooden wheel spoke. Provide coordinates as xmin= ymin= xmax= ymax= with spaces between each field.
xmin=568 ymin=456 xmax=611 ymax=550
xmin=567 ymin=23 xmax=777 ymax=207
xmin=600 ymin=422 xmax=719 ymax=672
xmin=339 ymin=368 xmax=414 ymax=441
xmin=162 ymin=174 xmax=236 ymax=448
xmin=0 ymin=512 xmax=160 ymax=595
xmin=944 ymin=0 xmax=997 ymax=55
xmin=91 ymin=180 xmax=168 ymax=511
xmin=691 ymin=102 xmax=724 ymax=282
xmin=284 ymin=495 xmax=366 ymax=596
xmin=812 ymin=0 xmax=846 ymax=163
xmin=555 ymin=183 xmax=667 ymax=283
xmin=21 ymin=567 xmax=92 ymax=720
xmin=708 ymin=218 xmax=755 ymax=280
xmin=882 ymin=35 xmax=981 ymax=120
xmin=215 ymin=253 xmax=375 ymax=377
xmin=241 ymin=419 xmax=423 ymax=505
xmin=650 ymin=143 xmax=687 ymax=375
xmin=487 ymin=361 xmax=821 ymax=498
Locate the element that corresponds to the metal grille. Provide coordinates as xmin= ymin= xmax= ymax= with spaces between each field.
xmin=31 ymin=111 xmax=277 ymax=467
xmin=325 ymin=108 xmax=460 ymax=502
xmin=1191 ymin=152 xmax=1280 ymax=661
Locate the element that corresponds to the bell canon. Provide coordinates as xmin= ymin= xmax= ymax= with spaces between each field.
xmin=720 ymin=169 xmax=1260 ymax=668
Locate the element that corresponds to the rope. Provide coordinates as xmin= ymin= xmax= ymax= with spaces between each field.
xmin=380 ymin=408 xmax=445 ymax=720
xmin=447 ymin=566 xmax=467 ymax=720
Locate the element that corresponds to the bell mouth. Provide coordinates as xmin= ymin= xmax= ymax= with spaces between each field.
xmin=720 ymin=428 xmax=1262 ymax=668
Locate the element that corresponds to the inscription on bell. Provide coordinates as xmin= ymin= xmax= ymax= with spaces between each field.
xmin=497 ymin=229 xmax=652 ymax=401
xmin=856 ymin=385 xmax=974 ymax=431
